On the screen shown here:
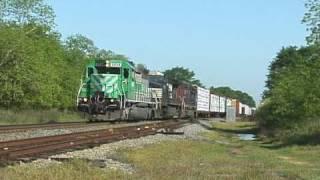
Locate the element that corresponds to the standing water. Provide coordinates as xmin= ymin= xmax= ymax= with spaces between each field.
xmin=238 ymin=134 xmax=256 ymax=141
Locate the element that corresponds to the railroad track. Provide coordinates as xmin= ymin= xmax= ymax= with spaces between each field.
xmin=0 ymin=121 xmax=150 ymax=134
xmin=0 ymin=120 xmax=187 ymax=165
xmin=0 ymin=122 xmax=89 ymax=134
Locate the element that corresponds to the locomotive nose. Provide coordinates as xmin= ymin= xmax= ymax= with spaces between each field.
xmin=90 ymin=74 xmax=119 ymax=99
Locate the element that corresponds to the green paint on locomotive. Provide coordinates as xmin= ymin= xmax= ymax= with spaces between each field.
xmin=78 ymin=59 xmax=151 ymax=103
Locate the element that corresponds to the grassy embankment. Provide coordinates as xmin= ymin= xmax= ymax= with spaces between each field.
xmin=1 ymin=121 xmax=320 ymax=179
xmin=0 ymin=109 xmax=87 ymax=125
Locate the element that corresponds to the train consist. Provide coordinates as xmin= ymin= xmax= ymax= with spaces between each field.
xmin=77 ymin=59 xmax=255 ymax=121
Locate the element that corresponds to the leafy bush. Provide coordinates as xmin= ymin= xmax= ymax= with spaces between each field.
xmin=0 ymin=109 xmax=85 ymax=125
xmin=258 ymin=45 xmax=320 ymax=142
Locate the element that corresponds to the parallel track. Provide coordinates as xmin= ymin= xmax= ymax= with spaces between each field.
xmin=0 ymin=120 xmax=187 ymax=164
xmin=0 ymin=122 xmax=88 ymax=134
xmin=0 ymin=121 xmax=156 ymax=134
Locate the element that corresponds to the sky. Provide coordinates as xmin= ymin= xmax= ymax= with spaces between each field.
xmin=49 ymin=0 xmax=307 ymax=104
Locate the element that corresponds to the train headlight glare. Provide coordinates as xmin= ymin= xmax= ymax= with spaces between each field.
xmin=110 ymin=99 xmax=114 ymax=103
xmin=83 ymin=98 xmax=88 ymax=102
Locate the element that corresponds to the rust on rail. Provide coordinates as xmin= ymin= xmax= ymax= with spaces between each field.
xmin=0 ymin=120 xmax=187 ymax=163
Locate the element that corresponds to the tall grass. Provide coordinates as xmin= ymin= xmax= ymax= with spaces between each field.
xmin=0 ymin=159 xmax=129 ymax=180
xmin=278 ymin=119 xmax=320 ymax=145
xmin=256 ymin=102 xmax=320 ymax=145
xmin=0 ymin=109 xmax=86 ymax=125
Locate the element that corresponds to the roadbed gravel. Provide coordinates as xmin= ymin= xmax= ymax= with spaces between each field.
xmin=16 ymin=123 xmax=210 ymax=173
xmin=0 ymin=121 xmax=162 ymax=142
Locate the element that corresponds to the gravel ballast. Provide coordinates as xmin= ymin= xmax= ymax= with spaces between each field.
xmin=0 ymin=121 xmax=162 ymax=142
xmin=17 ymin=123 xmax=210 ymax=173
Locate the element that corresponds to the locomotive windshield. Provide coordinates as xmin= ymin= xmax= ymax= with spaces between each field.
xmin=96 ymin=67 xmax=120 ymax=74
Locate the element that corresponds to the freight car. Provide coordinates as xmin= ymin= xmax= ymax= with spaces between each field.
xmin=195 ymin=86 xmax=210 ymax=118
xmin=209 ymin=94 xmax=220 ymax=117
xmin=231 ymin=99 xmax=254 ymax=117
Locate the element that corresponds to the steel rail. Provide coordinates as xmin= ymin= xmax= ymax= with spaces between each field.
xmin=0 ymin=121 xmax=187 ymax=163
xmin=0 ymin=121 xmax=161 ymax=134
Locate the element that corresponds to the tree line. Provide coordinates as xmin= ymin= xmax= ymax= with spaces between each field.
xmin=0 ymin=0 xmax=127 ymax=109
xmin=0 ymin=0 xmax=256 ymax=110
xmin=257 ymin=0 xmax=320 ymax=143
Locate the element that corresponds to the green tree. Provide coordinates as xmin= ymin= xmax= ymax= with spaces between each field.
xmin=0 ymin=0 xmax=55 ymax=27
xmin=0 ymin=0 xmax=132 ymax=111
xmin=0 ymin=24 xmax=69 ymax=108
xmin=263 ymin=46 xmax=299 ymax=98
xmin=65 ymin=34 xmax=98 ymax=58
xmin=0 ymin=0 xmax=57 ymax=77
xmin=0 ymin=0 xmax=80 ymax=109
xmin=163 ymin=67 xmax=203 ymax=87
xmin=95 ymin=49 xmax=113 ymax=60
xmin=257 ymin=45 xmax=320 ymax=138
xmin=95 ymin=49 xmax=128 ymax=60
xmin=303 ymin=0 xmax=320 ymax=44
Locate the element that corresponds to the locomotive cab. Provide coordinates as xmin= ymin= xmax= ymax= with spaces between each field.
xmin=77 ymin=59 xmax=134 ymax=115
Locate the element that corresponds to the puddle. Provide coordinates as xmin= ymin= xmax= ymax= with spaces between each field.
xmin=238 ymin=134 xmax=256 ymax=141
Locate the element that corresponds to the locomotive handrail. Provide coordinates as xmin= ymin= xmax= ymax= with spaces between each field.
xmin=120 ymin=80 xmax=127 ymax=109
xmin=76 ymin=79 xmax=83 ymax=106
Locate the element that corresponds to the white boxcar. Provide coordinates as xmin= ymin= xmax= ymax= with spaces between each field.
xmin=219 ymin=96 xmax=226 ymax=113
xmin=196 ymin=87 xmax=210 ymax=112
xmin=245 ymin=105 xmax=252 ymax=116
xmin=239 ymin=102 xmax=245 ymax=115
xmin=210 ymin=94 xmax=220 ymax=112
xmin=226 ymin=98 xmax=232 ymax=107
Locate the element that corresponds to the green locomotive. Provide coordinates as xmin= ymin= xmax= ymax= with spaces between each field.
xmin=77 ymin=58 xmax=157 ymax=121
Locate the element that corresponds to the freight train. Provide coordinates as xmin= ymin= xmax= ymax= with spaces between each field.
xmin=77 ymin=58 xmax=255 ymax=121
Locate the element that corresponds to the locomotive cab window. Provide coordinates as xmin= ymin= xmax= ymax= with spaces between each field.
xmin=96 ymin=67 xmax=120 ymax=74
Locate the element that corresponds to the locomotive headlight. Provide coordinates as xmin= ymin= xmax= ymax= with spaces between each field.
xmin=106 ymin=60 xmax=110 ymax=67
xmin=83 ymin=98 xmax=88 ymax=102
xmin=110 ymin=99 xmax=114 ymax=103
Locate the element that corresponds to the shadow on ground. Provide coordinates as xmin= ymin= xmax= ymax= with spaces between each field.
xmin=198 ymin=121 xmax=320 ymax=149
xmin=261 ymin=133 xmax=320 ymax=149
xmin=211 ymin=125 xmax=258 ymax=134
xmin=198 ymin=121 xmax=258 ymax=135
